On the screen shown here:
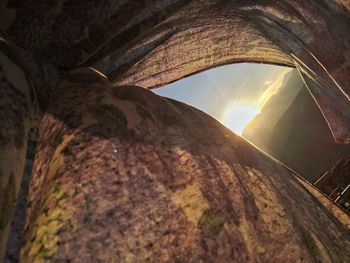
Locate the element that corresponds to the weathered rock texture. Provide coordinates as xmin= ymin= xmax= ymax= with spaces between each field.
xmin=0 ymin=0 xmax=349 ymax=143
xmin=20 ymin=68 xmax=350 ymax=262
xmin=0 ymin=0 xmax=349 ymax=262
xmin=0 ymin=39 xmax=42 ymax=261
xmin=295 ymin=176 xmax=350 ymax=230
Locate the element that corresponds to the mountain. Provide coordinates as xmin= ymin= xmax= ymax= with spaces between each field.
xmin=242 ymin=73 xmax=350 ymax=182
xmin=242 ymin=70 xmax=302 ymax=149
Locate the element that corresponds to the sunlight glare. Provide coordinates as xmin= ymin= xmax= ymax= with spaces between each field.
xmin=222 ymin=104 xmax=260 ymax=135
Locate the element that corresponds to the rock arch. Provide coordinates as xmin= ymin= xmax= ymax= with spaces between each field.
xmin=0 ymin=0 xmax=350 ymax=262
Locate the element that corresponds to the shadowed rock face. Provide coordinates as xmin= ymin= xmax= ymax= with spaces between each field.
xmin=0 ymin=0 xmax=350 ymax=143
xmin=314 ymin=159 xmax=350 ymax=197
xmin=1 ymin=0 xmax=349 ymax=87
xmin=266 ymin=88 xmax=350 ymax=181
xmin=0 ymin=39 xmax=42 ymax=261
xmin=20 ymin=68 xmax=350 ymax=262
xmin=243 ymin=73 xmax=350 ymax=182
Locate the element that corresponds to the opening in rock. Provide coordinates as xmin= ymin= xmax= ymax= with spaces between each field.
xmin=154 ymin=63 xmax=350 ymax=184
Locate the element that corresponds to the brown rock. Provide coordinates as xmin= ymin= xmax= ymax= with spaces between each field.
xmin=20 ymin=69 xmax=350 ymax=262
xmin=0 ymin=1 xmax=349 ymax=261
xmin=1 ymin=0 xmax=349 ymax=142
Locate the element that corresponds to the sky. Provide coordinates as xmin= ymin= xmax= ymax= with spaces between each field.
xmin=153 ymin=63 xmax=294 ymax=135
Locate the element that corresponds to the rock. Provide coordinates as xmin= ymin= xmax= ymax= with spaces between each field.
xmin=1 ymin=0 xmax=349 ymax=142
xmin=243 ymin=74 xmax=350 ymax=182
xmin=0 ymin=39 xmax=42 ymax=261
xmin=0 ymin=1 xmax=349 ymax=261
xmin=314 ymin=159 xmax=350 ymax=201
xmin=20 ymin=69 xmax=350 ymax=262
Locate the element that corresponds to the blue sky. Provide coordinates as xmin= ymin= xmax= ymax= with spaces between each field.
xmin=153 ymin=63 xmax=294 ymax=134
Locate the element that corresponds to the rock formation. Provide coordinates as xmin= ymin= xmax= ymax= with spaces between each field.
xmin=1 ymin=0 xmax=349 ymax=142
xmin=0 ymin=39 xmax=42 ymax=261
xmin=20 ymin=68 xmax=350 ymax=262
xmin=0 ymin=0 xmax=349 ymax=262
xmin=243 ymin=72 xmax=350 ymax=182
xmin=314 ymin=159 xmax=350 ymax=201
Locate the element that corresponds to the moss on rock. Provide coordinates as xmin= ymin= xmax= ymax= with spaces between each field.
xmin=89 ymin=104 xmax=127 ymax=128
xmin=301 ymin=231 xmax=322 ymax=262
xmin=198 ymin=209 xmax=226 ymax=236
xmin=135 ymin=104 xmax=154 ymax=122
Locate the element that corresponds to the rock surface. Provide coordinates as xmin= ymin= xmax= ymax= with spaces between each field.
xmin=0 ymin=0 xmax=349 ymax=143
xmin=20 ymin=68 xmax=350 ymax=262
xmin=0 ymin=1 xmax=349 ymax=262
xmin=0 ymin=39 xmax=42 ymax=261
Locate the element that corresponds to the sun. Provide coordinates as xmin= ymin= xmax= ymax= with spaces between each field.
xmin=222 ymin=103 xmax=260 ymax=135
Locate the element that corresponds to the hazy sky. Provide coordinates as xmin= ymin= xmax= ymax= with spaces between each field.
xmin=154 ymin=63 xmax=294 ymax=134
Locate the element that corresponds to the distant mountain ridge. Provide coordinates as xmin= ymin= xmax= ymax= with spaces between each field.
xmin=242 ymin=72 xmax=350 ymax=182
xmin=243 ymin=70 xmax=302 ymax=149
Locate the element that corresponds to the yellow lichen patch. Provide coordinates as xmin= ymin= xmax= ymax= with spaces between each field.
xmin=125 ymin=253 xmax=136 ymax=263
xmin=170 ymin=182 xmax=209 ymax=225
xmin=20 ymin=185 xmax=75 ymax=262
xmin=20 ymin=132 xmax=78 ymax=261
xmin=46 ymin=133 xmax=75 ymax=180
xmin=22 ymin=208 xmax=69 ymax=261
